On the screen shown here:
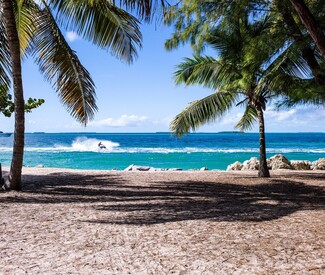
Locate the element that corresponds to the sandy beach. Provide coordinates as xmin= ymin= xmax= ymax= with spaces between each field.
xmin=0 ymin=167 xmax=324 ymax=274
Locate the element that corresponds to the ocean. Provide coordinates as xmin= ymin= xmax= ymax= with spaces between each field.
xmin=0 ymin=132 xmax=324 ymax=170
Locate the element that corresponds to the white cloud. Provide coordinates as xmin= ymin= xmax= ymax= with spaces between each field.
xmin=220 ymin=112 xmax=243 ymax=125
xmin=66 ymin=31 xmax=80 ymax=42
xmin=265 ymin=108 xmax=296 ymax=121
xmin=89 ymin=114 xmax=148 ymax=128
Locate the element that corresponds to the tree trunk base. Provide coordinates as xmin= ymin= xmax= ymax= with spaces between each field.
xmin=258 ymin=169 xmax=270 ymax=178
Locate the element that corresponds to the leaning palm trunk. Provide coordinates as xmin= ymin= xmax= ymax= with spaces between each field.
xmin=2 ymin=0 xmax=25 ymax=190
xmin=289 ymin=0 xmax=325 ymax=61
xmin=256 ymin=105 xmax=270 ymax=178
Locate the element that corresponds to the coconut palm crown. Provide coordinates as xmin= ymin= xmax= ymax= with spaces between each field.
xmin=171 ymin=14 xmax=314 ymax=177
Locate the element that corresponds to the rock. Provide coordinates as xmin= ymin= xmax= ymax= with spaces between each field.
xmin=135 ymin=166 xmax=151 ymax=171
xmin=149 ymin=167 xmax=166 ymax=171
xmin=269 ymin=154 xmax=292 ymax=170
xmin=291 ymin=160 xmax=312 ymax=170
xmin=312 ymin=158 xmax=325 ymax=170
xmin=200 ymin=167 xmax=208 ymax=171
xmin=242 ymin=157 xmax=259 ymax=170
xmin=127 ymin=165 xmax=151 ymax=171
xmin=226 ymin=161 xmax=243 ymax=171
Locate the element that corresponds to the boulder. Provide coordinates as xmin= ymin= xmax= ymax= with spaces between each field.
xmin=312 ymin=158 xmax=325 ymax=170
xmin=291 ymin=160 xmax=312 ymax=170
xmin=269 ymin=154 xmax=292 ymax=170
xmin=242 ymin=157 xmax=259 ymax=170
xmin=149 ymin=167 xmax=166 ymax=171
xmin=226 ymin=161 xmax=243 ymax=171
xmin=200 ymin=167 xmax=208 ymax=171
xmin=135 ymin=166 xmax=151 ymax=171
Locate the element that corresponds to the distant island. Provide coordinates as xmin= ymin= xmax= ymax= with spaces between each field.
xmin=218 ymin=131 xmax=244 ymax=134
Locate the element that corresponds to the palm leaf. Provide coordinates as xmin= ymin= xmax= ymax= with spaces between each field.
xmin=15 ymin=0 xmax=38 ymax=59
xmin=235 ymin=105 xmax=257 ymax=131
xmin=0 ymin=20 xmax=11 ymax=89
xmin=277 ymin=79 xmax=325 ymax=107
xmin=50 ymin=0 xmax=142 ymax=63
xmin=175 ymin=55 xmax=239 ymax=89
xmin=170 ymin=91 xmax=237 ymax=136
xmin=266 ymin=41 xmax=313 ymax=79
xmin=31 ymin=4 xmax=97 ymax=125
xmin=119 ymin=0 xmax=166 ymax=22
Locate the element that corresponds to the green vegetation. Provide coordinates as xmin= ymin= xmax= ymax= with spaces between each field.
xmin=166 ymin=0 xmax=325 ymax=177
xmin=0 ymin=87 xmax=44 ymax=117
xmin=0 ymin=0 xmax=164 ymax=190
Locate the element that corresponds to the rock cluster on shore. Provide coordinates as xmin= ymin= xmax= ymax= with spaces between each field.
xmin=124 ymin=164 xmax=209 ymax=171
xmin=227 ymin=154 xmax=325 ymax=171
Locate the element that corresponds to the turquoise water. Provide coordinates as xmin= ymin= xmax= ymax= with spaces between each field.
xmin=0 ymin=132 xmax=324 ymax=170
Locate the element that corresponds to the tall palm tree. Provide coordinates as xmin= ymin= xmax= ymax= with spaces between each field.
xmin=1 ymin=0 xmax=164 ymax=190
xmin=171 ymin=15 xmax=312 ymax=177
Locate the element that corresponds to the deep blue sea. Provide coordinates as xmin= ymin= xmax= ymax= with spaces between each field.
xmin=0 ymin=132 xmax=324 ymax=170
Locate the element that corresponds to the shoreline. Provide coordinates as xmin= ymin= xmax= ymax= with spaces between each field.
xmin=1 ymin=165 xmax=325 ymax=174
xmin=2 ymin=153 xmax=324 ymax=173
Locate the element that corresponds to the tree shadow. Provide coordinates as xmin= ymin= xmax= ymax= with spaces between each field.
xmin=1 ymin=171 xmax=324 ymax=224
xmin=88 ymin=178 xmax=325 ymax=224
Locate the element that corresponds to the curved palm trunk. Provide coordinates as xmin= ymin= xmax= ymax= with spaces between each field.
xmin=289 ymin=0 xmax=325 ymax=61
xmin=256 ymin=106 xmax=270 ymax=178
xmin=3 ymin=0 xmax=25 ymax=190
xmin=279 ymin=5 xmax=324 ymax=84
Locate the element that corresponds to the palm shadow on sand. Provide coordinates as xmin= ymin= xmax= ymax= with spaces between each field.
xmin=1 ymin=172 xmax=324 ymax=225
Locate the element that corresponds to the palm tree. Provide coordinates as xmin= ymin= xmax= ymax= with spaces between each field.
xmin=171 ymin=15 xmax=310 ymax=177
xmin=1 ymin=0 xmax=165 ymax=190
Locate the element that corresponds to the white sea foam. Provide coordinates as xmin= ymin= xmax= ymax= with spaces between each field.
xmin=0 ymin=136 xmax=324 ymax=154
xmin=0 ymin=137 xmax=120 ymax=153
xmin=70 ymin=137 xmax=120 ymax=152
xmin=0 ymin=146 xmax=324 ymax=154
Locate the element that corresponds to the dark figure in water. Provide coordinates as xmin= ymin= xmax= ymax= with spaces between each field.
xmin=98 ymin=142 xmax=106 ymax=149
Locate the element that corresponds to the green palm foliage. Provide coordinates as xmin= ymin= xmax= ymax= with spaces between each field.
xmin=171 ymin=14 xmax=311 ymax=177
xmin=165 ymin=0 xmax=325 ymax=84
xmin=0 ymin=0 xmax=160 ymax=190
xmin=0 ymin=22 xmax=11 ymax=92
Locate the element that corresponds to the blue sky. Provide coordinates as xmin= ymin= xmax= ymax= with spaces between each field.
xmin=1 ymin=23 xmax=325 ymax=133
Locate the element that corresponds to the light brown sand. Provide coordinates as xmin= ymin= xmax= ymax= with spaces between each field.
xmin=0 ymin=168 xmax=324 ymax=274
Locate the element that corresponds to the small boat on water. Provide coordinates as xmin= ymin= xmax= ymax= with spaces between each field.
xmin=0 ymin=131 xmax=12 ymax=137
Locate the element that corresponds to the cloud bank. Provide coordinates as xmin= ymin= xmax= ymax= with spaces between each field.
xmin=89 ymin=114 xmax=148 ymax=128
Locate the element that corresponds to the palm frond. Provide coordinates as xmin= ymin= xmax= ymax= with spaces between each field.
xmin=119 ymin=0 xmax=166 ymax=22
xmin=266 ymin=41 xmax=313 ymax=79
xmin=175 ymin=55 xmax=239 ymax=89
xmin=51 ymin=0 xmax=142 ymax=63
xmin=235 ymin=105 xmax=257 ymax=131
xmin=170 ymin=91 xmax=237 ymax=136
xmin=31 ymin=5 xmax=97 ymax=125
xmin=15 ymin=0 xmax=38 ymax=58
xmin=208 ymin=24 xmax=243 ymax=62
xmin=277 ymin=79 xmax=325 ymax=107
xmin=0 ymin=20 xmax=11 ymax=89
